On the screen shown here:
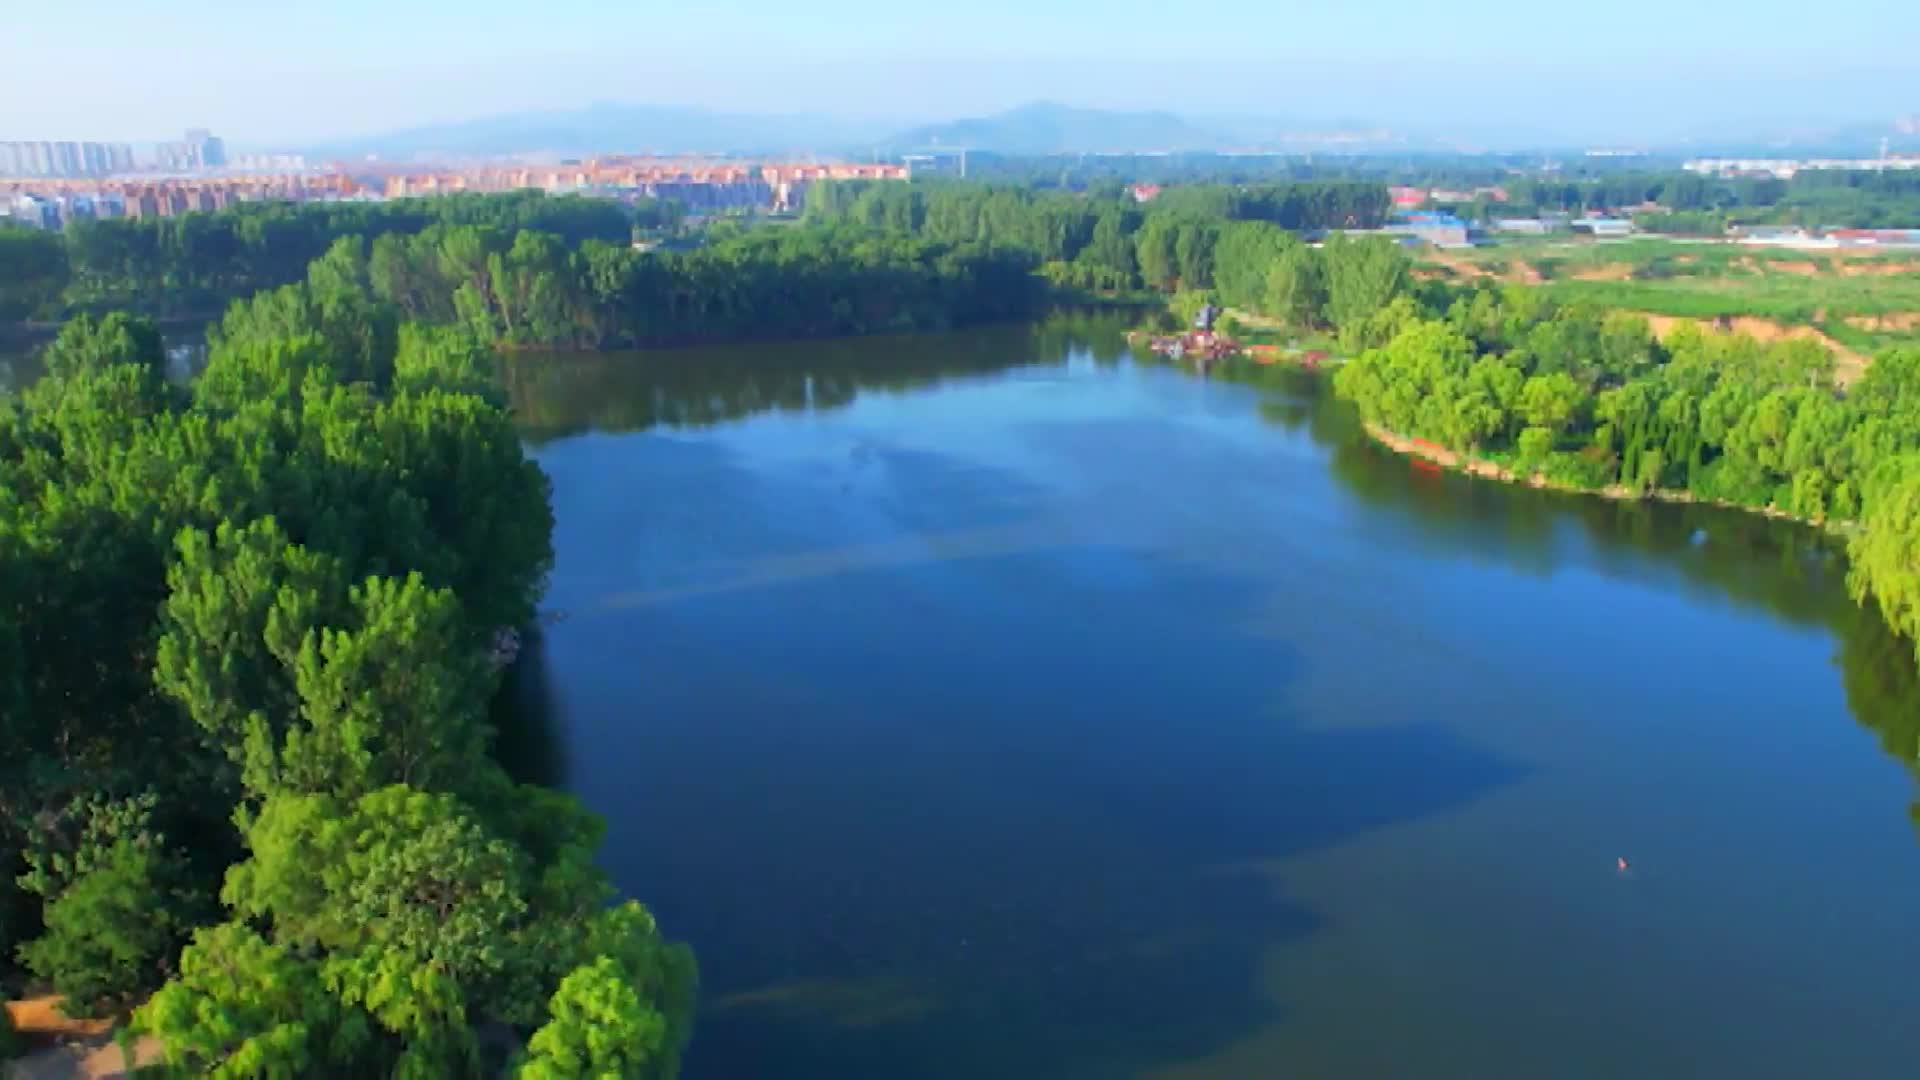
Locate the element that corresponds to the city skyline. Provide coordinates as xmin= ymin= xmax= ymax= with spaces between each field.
xmin=0 ymin=131 xmax=226 ymax=178
xmin=4 ymin=0 xmax=1919 ymax=148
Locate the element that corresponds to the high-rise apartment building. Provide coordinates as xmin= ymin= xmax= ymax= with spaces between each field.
xmin=185 ymin=128 xmax=226 ymax=168
xmin=155 ymin=129 xmax=227 ymax=172
xmin=0 ymin=139 xmax=138 ymax=177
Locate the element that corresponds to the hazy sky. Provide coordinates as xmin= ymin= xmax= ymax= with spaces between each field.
xmin=7 ymin=0 xmax=1918 ymax=146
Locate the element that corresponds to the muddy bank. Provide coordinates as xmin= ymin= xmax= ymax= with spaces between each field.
xmin=1362 ymin=423 xmax=1836 ymax=530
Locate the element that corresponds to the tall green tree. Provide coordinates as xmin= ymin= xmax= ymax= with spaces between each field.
xmin=1210 ymin=221 xmax=1293 ymax=313
xmin=18 ymin=840 xmax=189 ymax=1015
xmin=1851 ymin=455 xmax=1920 ymax=662
xmin=1263 ymin=244 xmax=1327 ymax=328
xmin=519 ymin=958 xmax=669 ymax=1080
xmin=41 ymin=312 xmax=167 ymax=383
xmin=1321 ymin=233 xmax=1411 ymax=341
xmin=0 ymin=227 xmax=71 ymax=320
xmin=139 ymin=922 xmax=372 ymax=1078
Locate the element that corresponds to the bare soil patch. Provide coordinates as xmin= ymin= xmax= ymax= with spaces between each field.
xmin=6 ymin=998 xmax=111 ymax=1040
xmin=1422 ymin=251 xmax=1492 ymax=281
xmin=1569 ymin=264 xmax=1633 ymax=282
xmin=1634 ymin=312 xmax=1871 ymax=384
xmin=1845 ymin=312 xmax=1920 ymax=332
xmin=5 ymin=998 xmax=160 ymax=1080
xmin=1834 ymin=258 xmax=1920 ymax=277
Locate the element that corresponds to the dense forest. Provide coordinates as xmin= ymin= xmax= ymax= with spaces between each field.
xmin=1 ymin=310 xmax=694 ymax=1074
xmin=1 ymin=203 xmax=1045 ymax=351
xmin=802 ymin=179 xmax=1390 ymax=296
xmin=0 ymin=192 xmax=675 ymax=322
xmin=348 ymin=223 xmax=1043 ymax=348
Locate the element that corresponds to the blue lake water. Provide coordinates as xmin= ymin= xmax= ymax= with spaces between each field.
xmin=510 ymin=315 xmax=1920 ymax=1078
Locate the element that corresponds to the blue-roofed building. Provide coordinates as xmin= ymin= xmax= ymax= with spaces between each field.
xmin=1383 ymin=211 xmax=1476 ymax=248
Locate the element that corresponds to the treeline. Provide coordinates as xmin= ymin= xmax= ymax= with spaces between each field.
xmin=834 ymin=160 xmax=1919 ymax=231
xmin=1146 ymin=183 xmax=1391 ymax=229
xmin=1502 ymin=172 xmax=1779 ymax=215
xmin=1323 ymin=283 xmax=1920 ymax=661
xmin=1496 ymin=169 xmax=1920 ymax=228
xmin=1 ymin=310 xmax=693 ymax=1073
xmin=802 ymin=180 xmax=1388 ymax=294
xmin=224 ymin=222 xmax=1043 ymax=353
xmin=0 ymin=227 xmax=64 ymax=321
xmin=945 ymin=151 xmax=1681 ymax=192
xmin=0 ymin=192 xmax=664 ymax=321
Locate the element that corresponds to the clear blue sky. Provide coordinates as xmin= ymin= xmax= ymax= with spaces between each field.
xmin=8 ymin=0 xmax=1918 ymax=146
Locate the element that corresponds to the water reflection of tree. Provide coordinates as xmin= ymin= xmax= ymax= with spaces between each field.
xmin=503 ymin=312 xmax=1140 ymax=443
xmin=1026 ymin=307 xmax=1137 ymax=365
xmin=1264 ymin=369 xmax=1920 ymax=816
xmin=1835 ymin=606 xmax=1920 ymax=787
xmin=490 ymin=624 xmax=566 ymax=789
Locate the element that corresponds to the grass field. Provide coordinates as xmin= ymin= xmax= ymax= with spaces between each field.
xmin=1417 ymin=236 xmax=1920 ymax=359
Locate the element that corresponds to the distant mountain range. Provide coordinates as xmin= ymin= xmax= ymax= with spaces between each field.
xmin=305 ymin=99 xmax=1920 ymax=161
xmin=310 ymin=101 xmax=1367 ymax=160
xmin=308 ymin=102 xmax=892 ymax=160
xmin=881 ymin=102 xmax=1230 ymax=154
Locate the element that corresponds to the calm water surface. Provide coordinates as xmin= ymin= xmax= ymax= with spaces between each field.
xmin=508 ymin=315 xmax=1920 ymax=1079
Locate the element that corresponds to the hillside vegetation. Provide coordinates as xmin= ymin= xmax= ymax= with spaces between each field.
xmin=1420 ymin=238 xmax=1920 ymax=361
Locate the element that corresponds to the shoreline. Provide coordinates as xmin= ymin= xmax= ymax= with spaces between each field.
xmin=1360 ymin=422 xmax=1845 ymax=534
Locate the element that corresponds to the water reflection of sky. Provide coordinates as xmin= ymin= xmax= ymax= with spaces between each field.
xmin=527 ymin=330 xmax=1920 ymax=1080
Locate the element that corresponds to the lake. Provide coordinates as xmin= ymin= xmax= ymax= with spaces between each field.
xmin=507 ymin=313 xmax=1920 ymax=1079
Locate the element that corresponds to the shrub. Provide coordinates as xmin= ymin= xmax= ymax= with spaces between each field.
xmin=1541 ymin=449 xmax=1614 ymax=489
xmin=17 ymin=843 xmax=183 ymax=1017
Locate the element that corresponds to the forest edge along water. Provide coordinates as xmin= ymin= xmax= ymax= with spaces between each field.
xmin=1364 ymin=421 xmax=1841 ymax=525
xmin=512 ymin=313 xmax=1920 ymax=1079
